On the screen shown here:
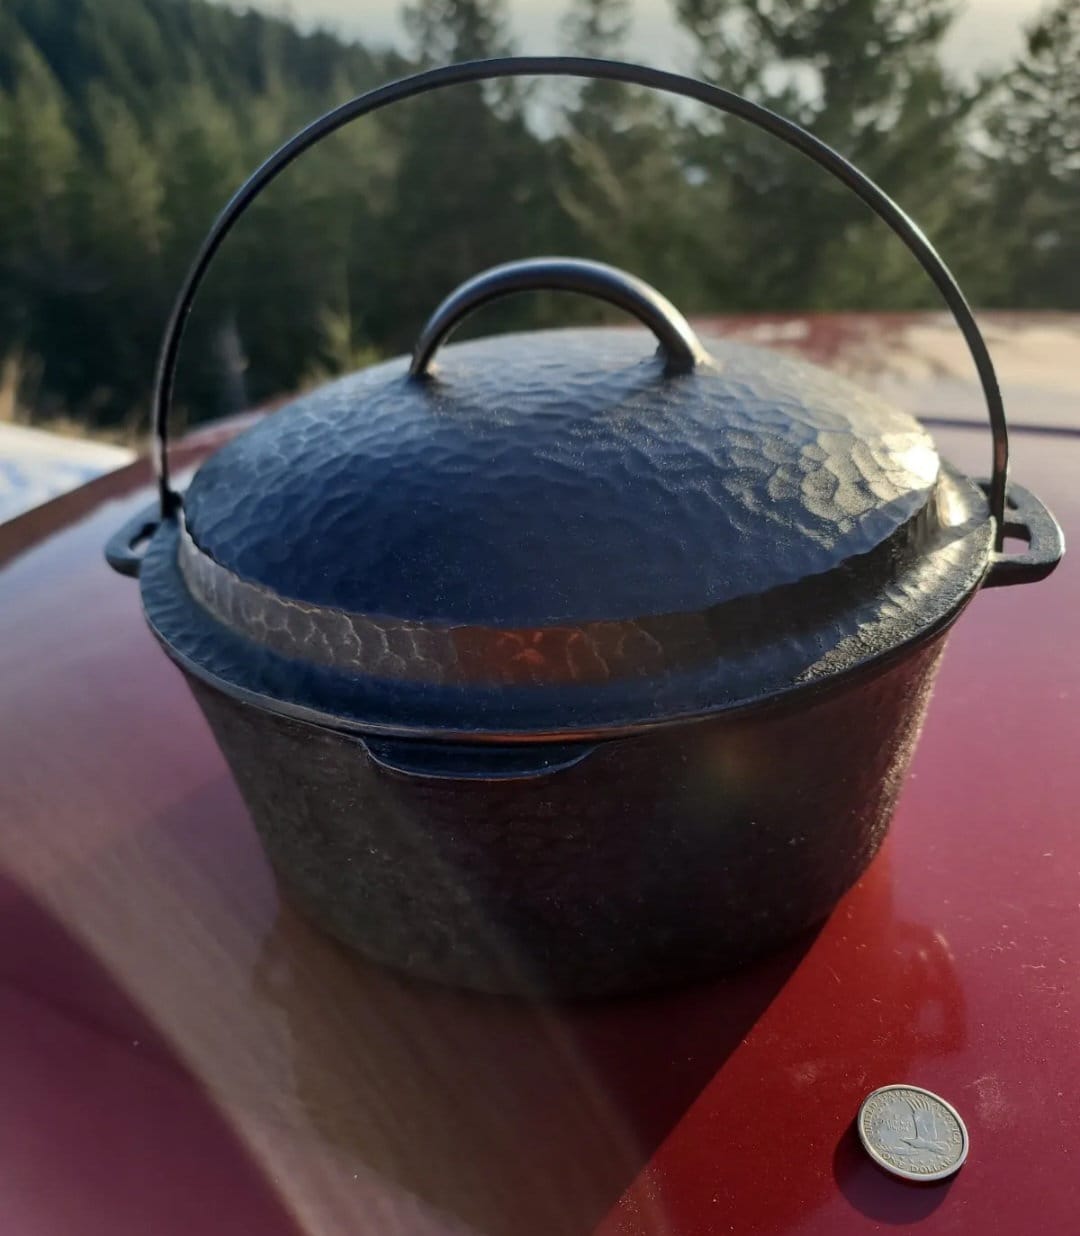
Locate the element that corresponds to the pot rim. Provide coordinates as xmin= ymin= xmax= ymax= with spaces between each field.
xmin=144 ymin=522 xmax=987 ymax=745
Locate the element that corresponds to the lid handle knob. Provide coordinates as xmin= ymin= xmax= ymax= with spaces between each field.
xmin=408 ymin=257 xmax=711 ymax=378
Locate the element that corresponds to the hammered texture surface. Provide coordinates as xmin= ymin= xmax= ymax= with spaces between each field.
xmin=139 ymin=494 xmax=988 ymax=735
xmin=182 ymin=328 xmax=942 ymax=625
xmin=188 ymin=635 xmax=947 ymax=996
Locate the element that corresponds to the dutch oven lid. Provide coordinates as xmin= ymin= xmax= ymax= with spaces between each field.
xmin=140 ymin=257 xmax=995 ymax=737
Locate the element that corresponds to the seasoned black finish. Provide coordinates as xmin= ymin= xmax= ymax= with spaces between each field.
xmin=188 ymin=635 xmax=946 ymax=997
xmin=105 ymin=57 xmax=1065 ymax=995
xmin=104 ymin=502 xmax=158 ymax=578
xmin=139 ymin=495 xmax=987 ymax=738
xmin=409 ymin=257 xmax=711 ymax=377
xmin=983 ymin=481 xmax=1066 ymax=587
xmin=181 ymin=330 xmax=947 ymax=625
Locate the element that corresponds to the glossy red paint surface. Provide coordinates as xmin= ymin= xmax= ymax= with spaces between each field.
xmin=0 ymin=318 xmax=1076 ymax=1235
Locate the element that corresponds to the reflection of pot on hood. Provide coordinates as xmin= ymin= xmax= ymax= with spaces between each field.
xmin=250 ymin=850 xmax=964 ymax=1236
xmin=251 ymin=901 xmax=812 ymax=1236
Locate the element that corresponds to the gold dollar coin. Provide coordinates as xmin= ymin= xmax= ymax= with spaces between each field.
xmin=857 ymin=1085 xmax=969 ymax=1182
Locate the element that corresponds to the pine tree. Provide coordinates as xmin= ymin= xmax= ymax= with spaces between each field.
xmin=402 ymin=0 xmax=514 ymax=63
xmin=82 ymin=85 xmax=164 ymax=267
xmin=0 ymin=37 xmax=80 ymax=418
xmin=0 ymin=39 xmax=78 ymax=276
xmin=981 ymin=0 xmax=1080 ymax=307
xmin=672 ymin=0 xmax=979 ymax=310
xmin=552 ymin=0 xmax=712 ymax=309
xmin=373 ymin=0 xmax=558 ymax=347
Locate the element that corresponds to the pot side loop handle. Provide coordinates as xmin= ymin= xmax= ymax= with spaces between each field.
xmin=408 ymin=257 xmax=712 ymax=377
xmin=151 ymin=55 xmax=1008 ymax=545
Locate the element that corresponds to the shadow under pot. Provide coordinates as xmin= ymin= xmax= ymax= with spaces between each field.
xmin=106 ymin=61 xmax=1063 ymax=997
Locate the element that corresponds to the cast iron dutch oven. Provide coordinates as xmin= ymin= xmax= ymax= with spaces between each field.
xmin=107 ymin=58 xmax=1063 ymax=996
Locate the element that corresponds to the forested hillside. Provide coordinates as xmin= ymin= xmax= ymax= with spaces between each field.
xmin=0 ymin=0 xmax=1077 ymax=432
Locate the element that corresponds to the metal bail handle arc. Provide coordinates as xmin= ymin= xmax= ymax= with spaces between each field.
xmin=149 ymin=55 xmax=1009 ymax=543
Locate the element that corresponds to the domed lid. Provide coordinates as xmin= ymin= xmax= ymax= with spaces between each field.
xmin=146 ymin=259 xmax=993 ymax=737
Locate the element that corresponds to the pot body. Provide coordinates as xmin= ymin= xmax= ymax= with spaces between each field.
xmin=185 ymin=632 xmax=948 ymax=997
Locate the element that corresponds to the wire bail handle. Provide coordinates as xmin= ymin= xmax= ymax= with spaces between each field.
xmin=151 ymin=56 xmax=1009 ymax=545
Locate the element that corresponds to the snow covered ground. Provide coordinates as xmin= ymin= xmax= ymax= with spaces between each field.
xmin=0 ymin=423 xmax=135 ymax=524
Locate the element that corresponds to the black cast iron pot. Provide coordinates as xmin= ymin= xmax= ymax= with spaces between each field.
xmin=107 ymin=58 xmax=1064 ymax=997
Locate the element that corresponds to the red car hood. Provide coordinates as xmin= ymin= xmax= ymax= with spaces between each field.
xmin=0 ymin=315 xmax=1076 ymax=1236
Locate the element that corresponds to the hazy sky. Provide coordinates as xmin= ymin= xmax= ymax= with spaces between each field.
xmin=233 ymin=0 xmax=1047 ymax=77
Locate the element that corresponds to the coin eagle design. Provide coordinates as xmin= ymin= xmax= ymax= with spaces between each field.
xmin=857 ymin=1085 xmax=969 ymax=1182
